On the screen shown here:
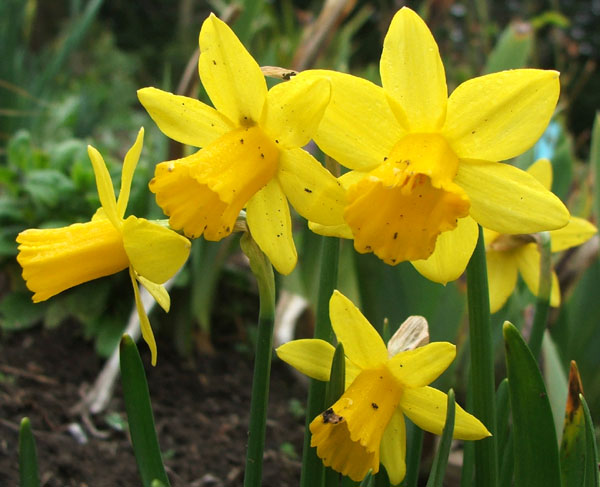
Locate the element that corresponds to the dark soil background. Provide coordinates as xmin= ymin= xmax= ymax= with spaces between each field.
xmin=0 ymin=323 xmax=306 ymax=486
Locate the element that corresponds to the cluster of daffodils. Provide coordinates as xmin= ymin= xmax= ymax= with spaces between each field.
xmin=277 ymin=291 xmax=490 ymax=483
xmin=15 ymin=6 xmax=596 ymax=482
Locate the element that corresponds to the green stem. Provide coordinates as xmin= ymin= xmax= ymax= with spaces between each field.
xmin=241 ymin=234 xmax=276 ymax=487
xmin=466 ymin=225 xmax=498 ymax=487
xmin=301 ymin=236 xmax=340 ymax=487
xmin=528 ymin=232 xmax=552 ymax=359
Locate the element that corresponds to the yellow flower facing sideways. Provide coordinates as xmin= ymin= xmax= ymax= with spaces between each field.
xmin=138 ymin=14 xmax=345 ymax=275
xmin=16 ymin=129 xmax=191 ymax=365
xmin=300 ymin=7 xmax=569 ymax=284
xmin=485 ymin=158 xmax=597 ymax=313
xmin=276 ymin=290 xmax=490 ymax=483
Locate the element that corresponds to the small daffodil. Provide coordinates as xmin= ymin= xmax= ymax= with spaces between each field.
xmin=485 ymin=158 xmax=597 ymax=312
xmin=138 ymin=14 xmax=344 ymax=275
xmin=16 ymin=129 xmax=191 ymax=364
xmin=300 ymin=7 xmax=569 ymax=284
xmin=276 ymin=291 xmax=490 ymax=483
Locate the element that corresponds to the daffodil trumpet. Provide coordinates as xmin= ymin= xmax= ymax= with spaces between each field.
xmin=16 ymin=128 xmax=191 ymax=365
xmin=301 ymin=7 xmax=570 ymax=284
xmin=138 ymin=14 xmax=345 ymax=275
xmin=277 ymin=291 xmax=490 ymax=483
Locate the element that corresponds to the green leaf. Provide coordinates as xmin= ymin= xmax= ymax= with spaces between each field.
xmin=484 ymin=21 xmax=534 ymax=74
xmin=503 ymin=321 xmax=561 ymax=487
xmin=580 ymin=394 xmax=599 ymax=487
xmin=426 ymin=389 xmax=456 ymax=487
xmin=23 ymin=169 xmax=76 ymax=209
xmin=19 ymin=418 xmax=40 ymax=487
xmin=0 ymin=292 xmax=46 ymax=331
xmin=324 ymin=343 xmax=345 ymax=487
xmin=119 ymin=335 xmax=170 ymax=487
xmin=543 ymin=332 xmax=568 ymax=441
xmin=591 ymin=113 xmax=600 ymax=224
xmin=560 ymin=361 xmax=586 ymax=487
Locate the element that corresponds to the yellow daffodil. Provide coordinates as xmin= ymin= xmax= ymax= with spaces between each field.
xmin=16 ymin=128 xmax=191 ymax=365
xmin=485 ymin=158 xmax=597 ymax=313
xmin=300 ymin=7 xmax=569 ymax=284
xmin=276 ymin=290 xmax=490 ymax=483
xmin=137 ymin=14 xmax=345 ymax=275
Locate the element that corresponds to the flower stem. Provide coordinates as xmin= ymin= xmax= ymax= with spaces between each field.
xmin=301 ymin=236 xmax=340 ymax=487
xmin=528 ymin=232 xmax=552 ymax=359
xmin=240 ymin=233 xmax=276 ymax=487
xmin=466 ymin=225 xmax=498 ymax=487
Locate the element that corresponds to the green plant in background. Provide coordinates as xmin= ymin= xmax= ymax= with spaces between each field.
xmin=3 ymin=1 xmax=600 ymax=486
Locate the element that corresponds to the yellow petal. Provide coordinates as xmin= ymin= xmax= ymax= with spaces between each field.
xmin=260 ymin=77 xmax=330 ymax=149
xmin=380 ymin=7 xmax=447 ymax=132
xmin=137 ymin=87 xmax=234 ymax=148
xmin=329 ymin=290 xmax=387 ymax=369
xmin=411 ymin=215 xmax=478 ymax=284
xmin=16 ymin=220 xmax=129 ymax=302
xmin=399 ymin=386 xmax=491 ymax=440
xmin=87 ymin=145 xmax=120 ymax=228
xmin=443 ymin=69 xmax=560 ymax=161
xmin=296 ymin=70 xmax=404 ymax=170
xmin=276 ymin=339 xmax=336 ymax=381
xmin=136 ymin=275 xmax=171 ymax=313
xmin=515 ymin=243 xmax=561 ymax=307
xmin=199 ymin=14 xmax=267 ymax=125
xmin=277 ymin=148 xmax=346 ymax=225
xmin=486 ymin=248 xmax=519 ymax=313
xmin=246 ymin=179 xmax=297 ymax=275
xmin=387 ymin=342 xmax=456 ymax=387
xmin=129 ymin=267 xmax=158 ymax=366
xmin=117 ymin=128 xmax=144 ymax=218
xmin=308 ymin=221 xmax=354 ymax=239
xmin=380 ymin=408 xmax=407 ymax=485
xmin=455 ymin=159 xmax=570 ymax=233
xmin=121 ymin=216 xmax=191 ymax=284
xmin=310 ymin=366 xmax=402 ymax=481
xmin=550 ymin=217 xmax=597 ymax=252
xmin=526 ymin=158 xmax=552 ymax=190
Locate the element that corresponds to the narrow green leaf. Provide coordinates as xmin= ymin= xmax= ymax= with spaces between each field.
xmin=426 ymin=389 xmax=456 ymax=487
xmin=592 ymin=112 xmax=600 ymax=224
xmin=543 ymin=332 xmax=569 ymax=441
xmin=466 ymin=226 xmax=497 ymax=487
xmin=560 ymin=361 xmax=586 ymax=487
xmin=528 ymin=232 xmax=552 ymax=359
xmin=580 ymin=394 xmax=599 ymax=487
xmin=119 ymin=335 xmax=170 ymax=487
xmin=359 ymin=471 xmax=374 ymax=487
xmin=324 ymin=343 xmax=345 ymax=487
xmin=404 ymin=419 xmax=424 ymax=487
xmin=503 ymin=321 xmax=561 ymax=487
xmin=301 ymin=236 xmax=340 ymax=487
xmin=495 ymin=379 xmax=510 ymax=464
xmin=19 ymin=418 xmax=40 ymax=487
xmin=484 ymin=21 xmax=534 ymax=74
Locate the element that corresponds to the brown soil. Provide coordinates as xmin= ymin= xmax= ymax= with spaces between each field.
xmin=0 ymin=323 xmax=306 ymax=486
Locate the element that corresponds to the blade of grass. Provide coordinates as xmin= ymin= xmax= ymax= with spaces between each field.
xmin=119 ymin=335 xmax=170 ymax=487
xmin=18 ymin=417 xmax=40 ymax=487
xmin=426 ymin=389 xmax=456 ymax=487
xmin=503 ymin=321 xmax=561 ymax=487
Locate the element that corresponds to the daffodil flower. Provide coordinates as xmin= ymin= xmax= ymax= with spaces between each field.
xmin=137 ymin=14 xmax=345 ymax=275
xmin=16 ymin=128 xmax=191 ymax=365
xmin=300 ymin=7 xmax=569 ymax=284
xmin=485 ymin=158 xmax=597 ymax=313
xmin=276 ymin=290 xmax=490 ymax=483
